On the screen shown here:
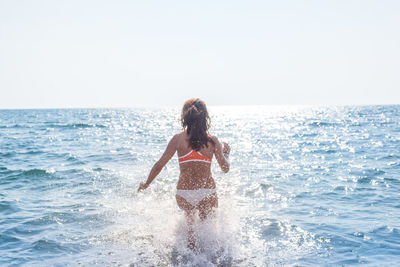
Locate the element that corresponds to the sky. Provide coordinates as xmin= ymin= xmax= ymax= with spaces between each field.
xmin=0 ymin=0 xmax=399 ymax=109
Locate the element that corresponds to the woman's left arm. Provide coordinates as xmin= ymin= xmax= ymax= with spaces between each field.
xmin=137 ymin=134 xmax=178 ymax=192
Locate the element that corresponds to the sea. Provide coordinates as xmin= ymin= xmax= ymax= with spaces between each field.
xmin=0 ymin=105 xmax=399 ymax=266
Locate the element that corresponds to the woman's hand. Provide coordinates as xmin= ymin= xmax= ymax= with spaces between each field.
xmin=222 ymin=142 xmax=230 ymax=155
xmin=137 ymin=182 xmax=149 ymax=193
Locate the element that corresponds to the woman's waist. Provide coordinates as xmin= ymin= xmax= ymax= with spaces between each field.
xmin=176 ymin=188 xmax=217 ymax=193
xmin=176 ymin=176 xmax=216 ymax=190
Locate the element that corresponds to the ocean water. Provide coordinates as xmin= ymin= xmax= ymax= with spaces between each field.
xmin=0 ymin=106 xmax=399 ymax=266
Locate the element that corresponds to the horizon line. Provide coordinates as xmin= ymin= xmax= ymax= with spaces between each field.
xmin=0 ymin=103 xmax=399 ymax=111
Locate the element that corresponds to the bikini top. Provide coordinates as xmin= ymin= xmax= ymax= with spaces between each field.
xmin=178 ymin=150 xmax=212 ymax=164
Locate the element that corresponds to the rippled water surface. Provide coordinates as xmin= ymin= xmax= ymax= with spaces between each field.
xmin=1 ymin=106 xmax=399 ymax=266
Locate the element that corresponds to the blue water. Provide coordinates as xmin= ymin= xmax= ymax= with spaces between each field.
xmin=1 ymin=106 xmax=399 ymax=266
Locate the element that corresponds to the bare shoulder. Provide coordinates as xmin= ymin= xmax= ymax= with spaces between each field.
xmin=171 ymin=132 xmax=183 ymax=142
xmin=172 ymin=132 xmax=187 ymax=147
xmin=174 ymin=131 xmax=186 ymax=139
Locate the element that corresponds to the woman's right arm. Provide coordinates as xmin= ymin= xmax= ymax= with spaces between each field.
xmin=213 ymin=136 xmax=230 ymax=173
xmin=137 ymin=134 xmax=178 ymax=192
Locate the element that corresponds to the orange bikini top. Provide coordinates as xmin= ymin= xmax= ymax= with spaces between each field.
xmin=178 ymin=150 xmax=212 ymax=164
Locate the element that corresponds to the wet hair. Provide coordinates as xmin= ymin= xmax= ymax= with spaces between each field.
xmin=181 ymin=98 xmax=215 ymax=151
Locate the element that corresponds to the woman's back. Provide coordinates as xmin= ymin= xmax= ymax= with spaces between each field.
xmin=175 ymin=132 xmax=216 ymax=190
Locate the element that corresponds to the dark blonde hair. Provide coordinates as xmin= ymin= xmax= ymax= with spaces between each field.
xmin=181 ymin=98 xmax=215 ymax=150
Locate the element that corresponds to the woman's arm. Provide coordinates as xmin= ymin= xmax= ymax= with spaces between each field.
xmin=213 ymin=136 xmax=230 ymax=173
xmin=137 ymin=134 xmax=178 ymax=192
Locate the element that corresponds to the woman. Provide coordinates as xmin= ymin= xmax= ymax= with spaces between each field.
xmin=137 ymin=98 xmax=230 ymax=249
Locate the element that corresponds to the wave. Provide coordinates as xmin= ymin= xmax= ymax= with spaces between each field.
xmin=44 ymin=123 xmax=106 ymax=129
xmin=312 ymin=148 xmax=338 ymax=154
xmin=22 ymin=168 xmax=54 ymax=176
xmin=380 ymin=154 xmax=400 ymax=160
xmin=22 ymin=150 xmax=44 ymax=155
xmin=0 ymin=152 xmax=16 ymax=158
xmin=0 ymin=122 xmax=107 ymax=129
xmin=0 ymin=200 xmax=21 ymax=215
xmin=350 ymin=168 xmax=386 ymax=179
xmin=308 ymin=121 xmax=338 ymax=127
xmin=0 ymin=233 xmax=20 ymax=246
xmin=0 ymin=168 xmax=56 ymax=186
xmin=23 ymin=211 xmax=79 ymax=228
xmin=31 ymin=239 xmax=67 ymax=253
xmin=371 ymin=226 xmax=399 ymax=236
xmin=0 ymin=124 xmax=31 ymax=129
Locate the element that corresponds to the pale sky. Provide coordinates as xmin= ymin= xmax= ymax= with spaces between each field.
xmin=0 ymin=0 xmax=399 ymax=109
